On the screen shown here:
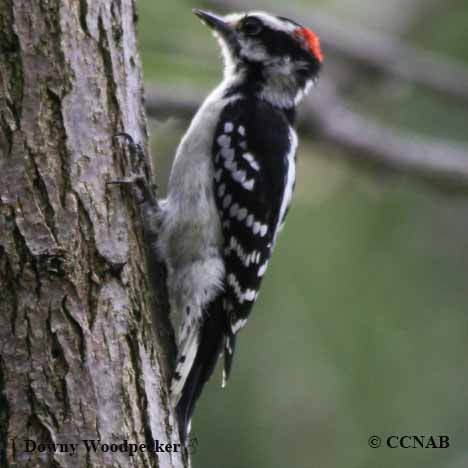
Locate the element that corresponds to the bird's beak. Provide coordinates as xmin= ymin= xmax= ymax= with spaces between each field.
xmin=193 ymin=9 xmax=232 ymax=37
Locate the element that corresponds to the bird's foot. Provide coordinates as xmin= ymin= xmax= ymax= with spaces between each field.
xmin=108 ymin=132 xmax=158 ymax=208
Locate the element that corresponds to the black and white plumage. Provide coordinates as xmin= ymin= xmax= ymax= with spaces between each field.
xmin=212 ymin=100 xmax=298 ymax=382
xmin=156 ymin=9 xmax=322 ymax=440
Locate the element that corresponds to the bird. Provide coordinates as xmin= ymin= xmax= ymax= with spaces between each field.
xmin=155 ymin=9 xmax=323 ymax=440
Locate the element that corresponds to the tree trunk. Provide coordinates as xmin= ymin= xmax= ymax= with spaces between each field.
xmin=0 ymin=1 xmax=185 ymax=467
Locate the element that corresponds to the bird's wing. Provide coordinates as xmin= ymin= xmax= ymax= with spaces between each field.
xmin=212 ymin=99 xmax=297 ymax=380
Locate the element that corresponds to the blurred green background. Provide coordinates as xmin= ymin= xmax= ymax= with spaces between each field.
xmin=137 ymin=0 xmax=468 ymax=466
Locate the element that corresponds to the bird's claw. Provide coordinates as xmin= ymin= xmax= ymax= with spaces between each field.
xmin=114 ymin=132 xmax=147 ymax=175
xmin=110 ymin=132 xmax=158 ymax=207
xmin=114 ymin=132 xmax=135 ymax=143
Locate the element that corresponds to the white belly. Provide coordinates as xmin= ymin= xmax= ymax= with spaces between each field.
xmin=157 ymin=82 xmax=239 ymax=317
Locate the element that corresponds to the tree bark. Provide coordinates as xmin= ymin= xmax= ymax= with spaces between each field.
xmin=0 ymin=1 xmax=184 ymax=467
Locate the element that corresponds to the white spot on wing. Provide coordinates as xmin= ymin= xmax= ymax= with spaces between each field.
xmin=253 ymin=221 xmax=261 ymax=235
xmin=258 ymin=261 xmax=269 ymax=277
xmin=229 ymin=203 xmax=239 ymax=217
xmin=242 ymin=153 xmax=260 ymax=171
xmin=218 ymin=184 xmax=226 ymax=197
xmin=221 ymin=147 xmax=235 ymax=160
xmin=224 ymin=122 xmax=234 ymax=133
xmin=250 ymin=250 xmax=258 ymax=264
xmin=242 ymin=178 xmax=255 ymax=191
xmin=227 ymin=273 xmax=258 ymax=304
xmin=244 ymin=289 xmax=256 ymax=301
xmin=223 ymin=194 xmax=232 ymax=208
xmin=217 ymin=134 xmax=231 ymax=147
xmin=238 ymin=126 xmax=245 ymax=136
xmin=233 ymin=170 xmax=246 ymax=183
xmin=237 ymin=207 xmax=247 ymax=221
xmin=231 ymin=318 xmax=248 ymax=334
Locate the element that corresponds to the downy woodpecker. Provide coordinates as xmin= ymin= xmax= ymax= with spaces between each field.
xmin=157 ymin=9 xmax=323 ymax=439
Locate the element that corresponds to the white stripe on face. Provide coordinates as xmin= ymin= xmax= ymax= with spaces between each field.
xmin=223 ymin=11 xmax=296 ymax=34
xmin=247 ymin=11 xmax=296 ymax=33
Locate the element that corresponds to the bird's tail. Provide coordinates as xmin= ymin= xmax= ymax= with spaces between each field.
xmin=172 ymin=296 xmax=227 ymax=442
xmin=222 ymin=331 xmax=236 ymax=388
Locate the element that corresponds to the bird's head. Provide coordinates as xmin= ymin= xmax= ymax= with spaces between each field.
xmin=194 ymin=9 xmax=323 ymax=109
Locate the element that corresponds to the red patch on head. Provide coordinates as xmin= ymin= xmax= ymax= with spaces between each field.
xmin=295 ymin=27 xmax=323 ymax=63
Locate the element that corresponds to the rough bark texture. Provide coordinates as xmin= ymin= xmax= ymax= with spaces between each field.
xmin=0 ymin=1 xmax=185 ymax=467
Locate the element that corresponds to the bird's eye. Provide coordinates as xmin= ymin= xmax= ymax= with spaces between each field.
xmin=241 ymin=17 xmax=263 ymax=36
